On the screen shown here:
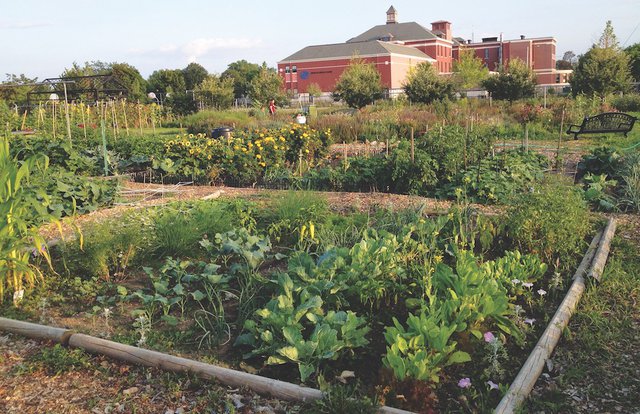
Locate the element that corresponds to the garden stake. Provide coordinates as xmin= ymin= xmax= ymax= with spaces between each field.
xmin=101 ymin=119 xmax=109 ymax=176
xmin=137 ymin=102 xmax=143 ymax=135
xmin=122 ymin=100 xmax=130 ymax=137
xmin=81 ymin=103 xmax=87 ymax=140
xmin=410 ymin=127 xmax=415 ymax=163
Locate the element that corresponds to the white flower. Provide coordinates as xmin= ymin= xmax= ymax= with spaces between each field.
xmin=524 ymin=318 xmax=536 ymax=326
xmin=511 ymin=279 xmax=521 ymax=285
xmin=487 ymin=380 xmax=499 ymax=390
xmin=522 ymin=282 xmax=534 ymax=288
xmin=537 ymin=289 xmax=547 ymax=296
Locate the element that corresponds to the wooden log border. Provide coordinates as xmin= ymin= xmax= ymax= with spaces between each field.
xmin=0 ymin=318 xmax=413 ymax=414
xmin=495 ymin=217 xmax=616 ymax=414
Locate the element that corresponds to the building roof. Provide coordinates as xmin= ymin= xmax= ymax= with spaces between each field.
xmin=347 ymin=21 xmax=437 ymax=43
xmin=387 ymin=5 xmax=396 ymax=13
xmin=279 ymin=40 xmax=434 ymax=62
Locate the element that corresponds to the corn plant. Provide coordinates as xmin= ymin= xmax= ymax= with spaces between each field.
xmin=0 ymin=136 xmax=54 ymax=302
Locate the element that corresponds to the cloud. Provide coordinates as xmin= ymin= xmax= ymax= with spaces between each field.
xmin=0 ymin=21 xmax=53 ymax=29
xmin=130 ymin=37 xmax=263 ymax=63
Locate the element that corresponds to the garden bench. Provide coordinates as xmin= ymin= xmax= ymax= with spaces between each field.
xmin=566 ymin=112 xmax=637 ymax=139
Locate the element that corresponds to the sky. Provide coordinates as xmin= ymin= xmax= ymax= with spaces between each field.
xmin=1 ymin=0 xmax=639 ymax=80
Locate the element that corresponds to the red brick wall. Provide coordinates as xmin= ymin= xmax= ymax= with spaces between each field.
xmin=278 ymin=56 xmax=393 ymax=94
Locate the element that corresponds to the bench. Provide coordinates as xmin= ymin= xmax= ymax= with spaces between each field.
xmin=567 ymin=112 xmax=637 ymax=139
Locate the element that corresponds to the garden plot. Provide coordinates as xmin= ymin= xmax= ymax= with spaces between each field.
xmin=2 ymin=179 xmax=600 ymax=413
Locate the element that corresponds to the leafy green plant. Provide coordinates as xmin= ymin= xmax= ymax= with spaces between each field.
xmin=23 ymin=344 xmax=91 ymax=375
xmin=582 ymin=173 xmax=618 ymax=211
xmin=236 ymin=273 xmax=369 ymax=382
xmin=383 ymin=308 xmax=470 ymax=383
xmin=305 ymin=382 xmax=379 ymax=414
xmin=504 ymin=177 xmax=591 ymax=268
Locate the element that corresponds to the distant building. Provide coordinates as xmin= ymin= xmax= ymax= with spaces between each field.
xmin=278 ymin=6 xmax=569 ymax=96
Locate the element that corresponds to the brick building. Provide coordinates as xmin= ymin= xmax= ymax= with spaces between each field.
xmin=278 ymin=6 xmax=569 ymax=95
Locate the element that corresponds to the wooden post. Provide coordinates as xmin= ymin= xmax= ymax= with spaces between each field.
xmin=122 ymin=100 xmax=130 ymax=137
xmin=587 ymin=218 xmax=617 ymax=282
xmin=0 ymin=317 xmax=73 ymax=344
xmin=81 ymin=103 xmax=88 ymax=140
xmin=137 ymin=103 xmax=143 ymax=135
xmin=52 ymin=101 xmax=56 ymax=139
xmin=410 ymin=127 xmax=415 ymax=163
xmin=63 ymin=82 xmax=73 ymax=145
xmin=556 ymin=109 xmax=565 ymax=172
xmin=20 ymin=110 xmax=27 ymax=130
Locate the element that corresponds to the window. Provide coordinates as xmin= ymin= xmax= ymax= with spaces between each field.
xmin=285 ymin=66 xmax=290 ymax=73
xmin=292 ymin=66 xmax=297 ymax=73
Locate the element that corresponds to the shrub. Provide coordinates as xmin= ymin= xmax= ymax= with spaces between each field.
xmin=403 ymin=62 xmax=455 ymax=104
xmin=333 ymin=59 xmax=383 ymax=109
xmin=482 ymin=58 xmax=536 ymax=101
xmin=504 ymin=177 xmax=591 ymax=268
xmin=610 ymin=94 xmax=640 ymax=111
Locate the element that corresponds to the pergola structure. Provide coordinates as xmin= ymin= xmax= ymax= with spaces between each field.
xmin=26 ymin=73 xmax=128 ymax=107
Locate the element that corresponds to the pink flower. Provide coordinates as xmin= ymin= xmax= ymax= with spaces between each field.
xmin=524 ymin=318 xmax=536 ymax=326
xmin=458 ymin=377 xmax=472 ymax=388
xmin=483 ymin=331 xmax=496 ymax=343
xmin=487 ymin=380 xmax=499 ymax=390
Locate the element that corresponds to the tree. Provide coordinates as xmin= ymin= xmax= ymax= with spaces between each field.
xmin=333 ymin=58 xmax=383 ymax=109
xmin=625 ymin=43 xmax=640 ymax=81
xmin=598 ymin=20 xmax=619 ymax=49
xmin=195 ymin=75 xmax=234 ymax=109
xmin=0 ymin=74 xmax=39 ymax=105
xmin=556 ymin=50 xmax=576 ymax=70
xmin=452 ymin=48 xmax=489 ymax=90
xmin=182 ymin=63 xmax=209 ymax=91
xmin=403 ymin=62 xmax=455 ymax=103
xmin=221 ymin=60 xmax=261 ymax=99
xmin=147 ymin=69 xmax=186 ymax=96
xmin=571 ymin=21 xmax=632 ymax=98
xmin=481 ymin=58 xmax=536 ymax=101
xmin=59 ymin=61 xmax=147 ymax=101
xmin=249 ymin=65 xmax=285 ymax=108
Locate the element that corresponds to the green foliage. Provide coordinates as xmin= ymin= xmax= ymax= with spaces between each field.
xmin=453 ymin=48 xmax=490 ymax=90
xmin=147 ymin=69 xmax=186 ymax=96
xmin=236 ymin=273 xmax=369 ymax=382
xmin=383 ymin=308 xmax=470 ymax=383
xmin=610 ymin=93 xmax=640 ymax=111
xmin=0 ymin=74 xmax=40 ymax=105
xmin=582 ymin=173 xmax=618 ymax=211
xmin=571 ymin=22 xmax=632 ymax=99
xmin=446 ymin=150 xmax=550 ymax=203
xmin=482 ymin=59 xmax=536 ymax=101
xmin=505 ymin=177 xmax=591 ymax=267
xmin=333 ymin=59 xmax=383 ymax=109
xmin=403 ymin=62 xmax=455 ymax=104
xmin=195 ymin=75 xmax=235 ymax=110
xmin=24 ymin=344 xmax=91 ymax=375
xmin=306 ymin=383 xmax=379 ymax=414
xmin=625 ymin=42 xmax=640 ymax=81
xmin=182 ymin=62 xmax=209 ymax=90
xmin=221 ymin=60 xmax=262 ymax=99
xmin=249 ymin=65 xmax=286 ymax=108
xmin=0 ymin=137 xmax=53 ymax=303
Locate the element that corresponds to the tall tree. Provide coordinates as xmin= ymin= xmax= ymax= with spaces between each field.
xmin=452 ymin=48 xmax=489 ymax=90
xmin=333 ymin=58 xmax=383 ymax=109
xmin=221 ymin=60 xmax=261 ymax=99
xmin=195 ymin=75 xmax=234 ymax=109
xmin=403 ymin=62 xmax=455 ymax=103
xmin=249 ymin=65 xmax=285 ymax=108
xmin=147 ymin=69 xmax=186 ymax=96
xmin=481 ymin=58 xmax=536 ymax=101
xmin=182 ymin=63 xmax=209 ymax=91
xmin=625 ymin=43 xmax=640 ymax=81
xmin=571 ymin=21 xmax=632 ymax=98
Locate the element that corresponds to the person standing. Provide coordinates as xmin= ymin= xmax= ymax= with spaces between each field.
xmin=268 ymin=99 xmax=276 ymax=116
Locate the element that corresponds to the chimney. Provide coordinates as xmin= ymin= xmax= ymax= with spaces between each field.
xmin=431 ymin=21 xmax=452 ymax=41
xmin=386 ymin=6 xmax=397 ymax=24
xmin=520 ymin=35 xmax=526 ymax=40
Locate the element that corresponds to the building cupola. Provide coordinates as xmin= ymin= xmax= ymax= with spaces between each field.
xmin=386 ymin=6 xmax=397 ymax=24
